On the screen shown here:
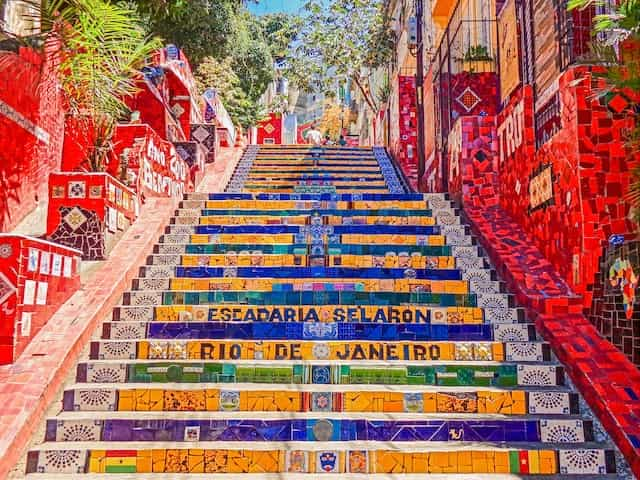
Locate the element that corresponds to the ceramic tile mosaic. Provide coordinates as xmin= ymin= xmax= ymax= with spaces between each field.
xmin=25 ymin=145 xmax=624 ymax=477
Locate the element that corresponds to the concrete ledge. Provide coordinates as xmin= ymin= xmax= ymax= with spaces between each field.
xmin=0 ymin=146 xmax=243 ymax=477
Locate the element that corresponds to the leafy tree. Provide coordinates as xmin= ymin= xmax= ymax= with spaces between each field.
xmin=284 ymin=0 xmax=395 ymax=113
xmin=1 ymin=0 xmax=161 ymax=170
xmin=260 ymin=13 xmax=303 ymax=61
xmin=132 ymin=0 xmax=241 ymax=66
xmin=194 ymin=56 xmax=267 ymax=129
xmin=231 ymin=11 xmax=275 ymax=101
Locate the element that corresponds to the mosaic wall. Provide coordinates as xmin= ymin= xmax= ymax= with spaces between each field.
xmin=47 ymin=173 xmax=137 ymax=260
xmin=447 ymin=115 xmax=500 ymax=208
xmin=493 ymin=69 xmax=640 ymax=366
xmin=256 ymin=113 xmax=284 ymax=145
xmin=0 ymin=235 xmax=81 ymax=364
xmin=590 ymin=240 xmax=640 ymax=365
xmin=397 ymin=76 xmax=418 ymax=189
xmin=190 ymin=123 xmax=217 ymax=164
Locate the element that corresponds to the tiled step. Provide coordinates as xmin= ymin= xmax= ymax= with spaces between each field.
xmin=42 ymin=417 xmax=595 ymax=443
xmin=99 ymin=321 xmax=536 ymax=342
xmin=89 ymin=339 xmax=551 ymax=363
xmin=76 ymin=360 xmax=556 ymax=386
xmin=123 ymin=290 xmax=515 ymax=309
xmin=113 ymin=304 xmax=526 ymax=324
xmin=25 ymin=445 xmax=618 ymax=475
xmin=61 ymin=384 xmax=573 ymax=414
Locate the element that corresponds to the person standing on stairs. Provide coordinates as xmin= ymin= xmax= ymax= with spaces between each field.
xmin=306 ymin=124 xmax=323 ymax=146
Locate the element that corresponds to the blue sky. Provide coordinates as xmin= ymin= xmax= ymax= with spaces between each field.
xmin=247 ymin=0 xmax=309 ymax=15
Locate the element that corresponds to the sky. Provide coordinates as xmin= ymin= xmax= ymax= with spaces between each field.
xmin=247 ymin=0 xmax=309 ymax=15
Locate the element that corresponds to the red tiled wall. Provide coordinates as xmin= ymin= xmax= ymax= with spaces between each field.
xmin=495 ymin=69 xmax=639 ymax=362
xmin=257 ymin=113 xmax=284 ymax=145
xmin=0 ymin=235 xmax=81 ymax=364
xmin=0 ymin=43 xmax=64 ymax=232
xmin=397 ymin=76 xmax=418 ymax=189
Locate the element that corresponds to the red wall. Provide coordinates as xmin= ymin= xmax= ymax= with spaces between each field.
xmin=397 ymin=76 xmax=418 ymax=190
xmin=0 ymin=235 xmax=81 ymax=364
xmin=256 ymin=113 xmax=284 ymax=144
xmin=497 ymin=69 xmax=638 ymax=308
xmin=0 ymin=42 xmax=64 ymax=232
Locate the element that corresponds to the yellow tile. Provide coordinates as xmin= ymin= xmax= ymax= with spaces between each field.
xmin=152 ymin=449 xmax=167 ymax=473
xmin=227 ymin=450 xmax=248 ymax=473
xmin=512 ymin=390 xmax=527 ymax=414
xmin=165 ymin=450 xmax=189 ymax=473
xmin=134 ymin=389 xmax=150 ymax=411
xmin=118 ymin=390 xmax=135 ymax=411
xmin=472 ymin=451 xmax=488 ymax=473
xmin=205 ymin=389 xmax=219 ymax=411
xmin=412 ymin=452 xmax=429 ymax=473
xmin=136 ymin=451 xmax=153 ymax=474
xmin=204 ymin=450 xmax=228 ymax=473
xmin=494 ymin=451 xmax=510 ymax=473
xmin=539 ymin=450 xmax=558 ymax=474
xmin=148 ymin=389 xmax=164 ymax=411
xmin=88 ymin=450 xmax=106 ymax=473
xmin=458 ymin=451 xmax=473 ymax=473
xmin=423 ymin=392 xmax=437 ymax=412
xmin=428 ymin=452 xmax=449 ymax=473
xmin=527 ymin=450 xmax=540 ymax=474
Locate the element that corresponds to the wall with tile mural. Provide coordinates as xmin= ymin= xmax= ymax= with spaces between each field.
xmin=0 ymin=235 xmax=81 ymax=364
xmin=47 ymin=173 xmax=138 ymax=260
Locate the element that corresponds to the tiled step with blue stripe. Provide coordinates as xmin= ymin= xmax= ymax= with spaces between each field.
xmin=43 ymin=417 xmax=595 ymax=443
xmin=100 ymin=321 xmax=536 ymax=342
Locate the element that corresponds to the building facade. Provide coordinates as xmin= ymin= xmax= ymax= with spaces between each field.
xmin=381 ymin=0 xmax=640 ymax=367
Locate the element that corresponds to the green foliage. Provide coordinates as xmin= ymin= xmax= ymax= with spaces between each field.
xmin=284 ymin=0 xmax=395 ymax=112
xmin=194 ymin=56 xmax=267 ymax=129
xmin=260 ymin=13 xmax=303 ymax=61
xmin=231 ymin=11 xmax=275 ymax=101
xmin=132 ymin=0 xmax=240 ymax=66
xmin=1 ymin=0 xmax=161 ymax=171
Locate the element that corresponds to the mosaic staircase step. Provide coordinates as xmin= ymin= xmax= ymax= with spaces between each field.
xmin=89 ymin=339 xmax=551 ymax=363
xmin=113 ymin=304 xmax=526 ymax=324
xmin=76 ymin=361 xmax=557 ymax=387
xmin=99 ymin=321 xmax=536 ymax=342
xmin=123 ymin=290 xmax=514 ymax=308
xmin=42 ymin=417 xmax=596 ymax=443
xmin=61 ymin=384 xmax=573 ymax=413
xmin=146 ymin=253 xmax=480 ymax=271
xmin=26 ymin=445 xmax=618 ymax=475
xmin=26 ymin=146 xmax=620 ymax=477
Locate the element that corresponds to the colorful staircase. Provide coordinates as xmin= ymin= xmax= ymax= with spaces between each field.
xmin=26 ymin=145 xmax=623 ymax=477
